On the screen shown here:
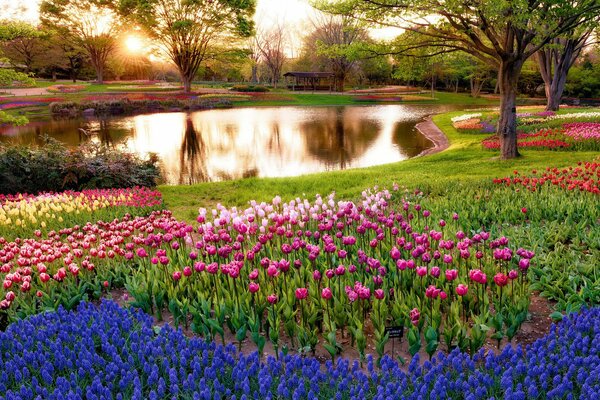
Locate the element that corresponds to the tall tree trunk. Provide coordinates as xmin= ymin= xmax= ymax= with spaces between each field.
xmin=497 ymin=59 xmax=524 ymax=159
xmin=335 ymin=73 xmax=345 ymax=92
xmin=95 ymin=66 xmax=104 ymax=84
xmin=537 ymin=38 xmax=583 ymax=112
xmin=182 ymin=75 xmax=192 ymax=93
xmin=251 ymin=65 xmax=258 ymax=83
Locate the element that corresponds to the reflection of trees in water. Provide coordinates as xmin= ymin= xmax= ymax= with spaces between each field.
xmin=301 ymin=107 xmax=379 ymax=168
xmin=391 ymin=123 xmax=434 ymax=157
xmin=178 ymin=115 xmax=209 ymax=185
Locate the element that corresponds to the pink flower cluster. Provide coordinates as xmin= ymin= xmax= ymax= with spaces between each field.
xmin=562 ymin=123 xmax=600 ymax=141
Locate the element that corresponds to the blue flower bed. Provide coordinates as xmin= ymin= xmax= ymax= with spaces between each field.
xmin=1 ymin=301 xmax=599 ymax=399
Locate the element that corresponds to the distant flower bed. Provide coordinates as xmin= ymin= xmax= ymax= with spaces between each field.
xmin=46 ymin=85 xmax=87 ymax=93
xmin=105 ymin=85 xmax=183 ymax=92
xmin=1 ymin=301 xmax=598 ymax=399
xmin=353 ymin=95 xmax=403 ymax=102
xmin=493 ymin=160 xmax=599 ymax=194
xmin=0 ymin=187 xmax=162 ymax=240
xmin=562 ymin=122 xmax=600 ymax=141
xmin=0 ymin=101 xmax=44 ymax=110
xmin=482 ymin=124 xmax=600 ymax=151
xmin=548 ymin=111 xmax=600 ymax=121
xmin=199 ymin=93 xmax=251 ymax=101
xmin=230 ymin=85 xmax=269 ymax=92
xmin=482 ymin=133 xmax=570 ymax=150
xmin=451 ymin=113 xmax=482 ymax=123
xmin=453 ymin=118 xmax=483 ymax=130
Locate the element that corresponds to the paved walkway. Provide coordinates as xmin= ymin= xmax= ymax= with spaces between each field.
xmin=0 ymin=87 xmax=50 ymax=97
xmin=415 ymin=117 xmax=450 ymax=156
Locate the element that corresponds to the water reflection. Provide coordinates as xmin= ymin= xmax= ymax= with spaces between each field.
xmin=0 ymin=105 xmax=463 ymax=184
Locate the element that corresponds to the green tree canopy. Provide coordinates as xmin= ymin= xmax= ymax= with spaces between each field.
xmin=316 ymin=0 xmax=600 ymax=159
xmin=40 ymin=0 xmax=121 ymax=83
xmin=118 ymin=0 xmax=256 ymax=92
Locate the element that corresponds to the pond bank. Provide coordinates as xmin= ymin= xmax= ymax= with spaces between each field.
xmin=415 ymin=116 xmax=450 ymax=156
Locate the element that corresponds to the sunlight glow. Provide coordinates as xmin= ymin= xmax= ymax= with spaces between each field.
xmin=124 ymin=36 xmax=145 ymax=53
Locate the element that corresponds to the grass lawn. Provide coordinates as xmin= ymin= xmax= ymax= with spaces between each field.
xmin=158 ymin=107 xmax=598 ymax=221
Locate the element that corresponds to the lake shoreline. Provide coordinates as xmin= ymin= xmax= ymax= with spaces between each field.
xmin=415 ymin=116 xmax=450 ymax=157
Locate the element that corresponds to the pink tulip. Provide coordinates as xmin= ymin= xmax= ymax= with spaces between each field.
xmin=321 ymin=287 xmax=332 ymax=300
xmin=508 ymin=269 xmax=519 ymax=280
xmin=374 ymin=289 xmax=384 ymax=299
xmin=445 ymin=269 xmax=458 ymax=281
xmin=416 ymin=266 xmax=427 ymax=277
xmin=172 ymin=271 xmax=182 ymax=281
xmin=249 ymin=268 xmax=259 ymax=280
xmin=295 ymin=288 xmax=308 ymax=300
xmin=430 ymin=266 xmax=441 ymax=278
xmin=493 ymin=272 xmax=509 ymax=287
xmin=267 ymin=294 xmax=278 ymax=304
xmin=455 ymin=284 xmax=468 ymax=296
xmin=183 ymin=266 xmax=192 ymax=277
xmin=439 ymin=291 xmax=447 ymax=300
xmin=409 ymin=308 xmax=420 ymax=326
xmin=249 ymin=282 xmax=260 ymax=293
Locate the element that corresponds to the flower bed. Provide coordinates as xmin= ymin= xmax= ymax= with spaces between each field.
xmin=118 ymin=189 xmax=536 ymax=361
xmin=1 ymin=300 xmax=598 ymax=399
xmin=46 ymin=85 xmax=87 ymax=94
xmin=562 ymin=122 xmax=600 ymax=141
xmin=0 ymin=210 xmax=191 ymax=325
xmin=0 ymin=188 xmax=536 ymax=360
xmin=353 ymin=95 xmax=403 ymax=102
xmin=492 ymin=161 xmax=599 ymax=195
xmin=0 ymin=187 xmax=163 ymax=240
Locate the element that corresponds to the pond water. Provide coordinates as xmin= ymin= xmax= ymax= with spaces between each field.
xmin=0 ymin=105 xmax=465 ymax=185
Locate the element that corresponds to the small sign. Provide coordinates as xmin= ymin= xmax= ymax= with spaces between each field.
xmin=384 ymin=325 xmax=404 ymax=339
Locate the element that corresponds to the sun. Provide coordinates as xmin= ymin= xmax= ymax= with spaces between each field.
xmin=124 ymin=36 xmax=145 ymax=53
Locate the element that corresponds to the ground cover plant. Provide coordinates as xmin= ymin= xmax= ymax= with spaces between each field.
xmin=0 ymin=300 xmax=598 ymax=399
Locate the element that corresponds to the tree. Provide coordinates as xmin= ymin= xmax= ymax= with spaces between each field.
xmin=308 ymin=15 xmax=368 ymax=92
xmin=40 ymin=0 xmax=120 ymax=83
xmin=0 ymin=20 xmax=48 ymax=73
xmin=537 ymin=28 xmax=597 ymax=111
xmin=316 ymin=0 xmax=600 ymax=159
xmin=119 ymin=0 xmax=255 ymax=93
xmin=255 ymin=23 xmax=287 ymax=88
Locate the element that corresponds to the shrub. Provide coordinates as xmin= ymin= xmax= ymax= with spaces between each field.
xmin=49 ymin=98 xmax=232 ymax=117
xmin=0 ymin=139 xmax=160 ymax=195
xmin=230 ymin=84 xmax=269 ymax=92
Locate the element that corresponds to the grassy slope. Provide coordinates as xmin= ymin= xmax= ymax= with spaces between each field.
xmin=159 ymin=108 xmax=598 ymax=221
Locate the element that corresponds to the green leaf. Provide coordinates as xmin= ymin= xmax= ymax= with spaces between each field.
xmin=550 ymin=311 xmax=564 ymax=322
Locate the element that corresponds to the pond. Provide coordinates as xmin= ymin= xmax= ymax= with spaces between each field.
xmin=0 ymin=104 xmax=465 ymax=185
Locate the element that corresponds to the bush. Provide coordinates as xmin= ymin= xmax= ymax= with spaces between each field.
xmin=1 ymin=301 xmax=598 ymax=399
xmin=49 ymin=98 xmax=232 ymax=117
xmin=230 ymin=84 xmax=269 ymax=92
xmin=0 ymin=139 xmax=160 ymax=194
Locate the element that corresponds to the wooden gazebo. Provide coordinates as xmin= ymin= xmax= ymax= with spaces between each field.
xmin=283 ymin=71 xmax=336 ymax=91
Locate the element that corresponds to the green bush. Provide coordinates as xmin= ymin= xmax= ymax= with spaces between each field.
xmin=49 ymin=98 xmax=232 ymax=117
xmin=0 ymin=139 xmax=160 ymax=194
xmin=230 ymin=84 xmax=269 ymax=92
xmin=0 ymin=69 xmax=35 ymax=87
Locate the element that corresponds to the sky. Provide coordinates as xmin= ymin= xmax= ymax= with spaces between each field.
xmin=0 ymin=0 xmax=400 ymax=49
